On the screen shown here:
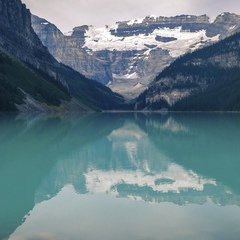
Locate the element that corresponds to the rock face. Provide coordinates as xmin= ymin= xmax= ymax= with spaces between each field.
xmin=0 ymin=0 xmax=125 ymax=112
xmin=135 ymin=31 xmax=240 ymax=111
xmin=32 ymin=13 xmax=240 ymax=99
xmin=0 ymin=0 xmax=59 ymax=79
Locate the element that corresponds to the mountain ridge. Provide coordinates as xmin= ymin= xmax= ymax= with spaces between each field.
xmin=32 ymin=12 xmax=240 ymax=99
xmin=0 ymin=0 xmax=125 ymax=111
xmin=135 ymin=31 xmax=240 ymax=111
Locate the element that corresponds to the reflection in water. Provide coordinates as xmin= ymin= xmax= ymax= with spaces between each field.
xmin=1 ymin=112 xmax=240 ymax=239
xmin=84 ymin=164 xmax=216 ymax=195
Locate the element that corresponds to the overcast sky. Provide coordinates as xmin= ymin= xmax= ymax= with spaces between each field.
xmin=22 ymin=0 xmax=240 ymax=33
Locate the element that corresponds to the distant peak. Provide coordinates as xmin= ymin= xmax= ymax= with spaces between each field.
xmin=214 ymin=12 xmax=240 ymax=23
xmin=217 ymin=12 xmax=238 ymax=18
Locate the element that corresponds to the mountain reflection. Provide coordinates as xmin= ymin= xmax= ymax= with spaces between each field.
xmin=1 ymin=112 xmax=240 ymax=239
xmin=33 ymin=113 xmax=240 ymax=206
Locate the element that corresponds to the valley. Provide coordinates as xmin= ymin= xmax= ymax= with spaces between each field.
xmin=32 ymin=13 xmax=240 ymax=99
xmin=1 ymin=0 xmax=240 ymax=111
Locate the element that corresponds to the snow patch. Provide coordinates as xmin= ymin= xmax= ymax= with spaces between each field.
xmin=112 ymin=72 xmax=138 ymax=79
xmin=126 ymin=72 xmax=138 ymax=79
xmin=83 ymin=25 xmax=219 ymax=57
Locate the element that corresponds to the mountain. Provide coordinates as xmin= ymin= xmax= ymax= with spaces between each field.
xmin=0 ymin=47 xmax=71 ymax=111
xmin=31 ymin=13 xmax=240 ymax=99
xmin=135 ymin=31 xmax=240 ymax=111
xmin=0 ymin=0 xmax=125 ymax=111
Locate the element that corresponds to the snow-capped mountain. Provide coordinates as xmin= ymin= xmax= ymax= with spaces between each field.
xmin=32 ymin=13 xmax=240 ymax=99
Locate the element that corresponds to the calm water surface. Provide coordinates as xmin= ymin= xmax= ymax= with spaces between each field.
xmin=1 ymin=112 xmax=240 ymax=240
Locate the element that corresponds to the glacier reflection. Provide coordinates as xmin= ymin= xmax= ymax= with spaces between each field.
xmin=33 ymin=113 xmax=240 ymax=207
xmin=1 ymin=112 xmax=240 ymax=240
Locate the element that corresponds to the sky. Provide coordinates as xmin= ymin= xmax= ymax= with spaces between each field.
xmin=22 ymin=0 xmax=240 ymax=33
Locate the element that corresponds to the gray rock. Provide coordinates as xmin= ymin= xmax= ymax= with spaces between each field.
xmin=0 ymin=0 xmax=59 ymax=79
xmin=31 ymin=13 xmax=240 ymax=100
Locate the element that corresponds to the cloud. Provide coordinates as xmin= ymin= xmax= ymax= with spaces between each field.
xmin=22 ymin=0 xmax=240 ymax=33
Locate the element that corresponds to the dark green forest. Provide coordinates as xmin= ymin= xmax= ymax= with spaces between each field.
xmin=143 ymin=32 xmax=240 ymax=111
xmin=0 ymin=48 xmax=128 ymax=112
xmin=0 ymin=48 xmax=71 ymax=111
xmin=57 ymin=63 xmax=128 ymax=111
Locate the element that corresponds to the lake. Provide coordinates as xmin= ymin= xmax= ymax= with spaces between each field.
xmin=1 ymin=112 xmax=240 ymax=240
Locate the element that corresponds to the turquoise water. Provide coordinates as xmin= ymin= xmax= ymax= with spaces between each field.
xmin=1 ymin=112 xmax=240 ymax=240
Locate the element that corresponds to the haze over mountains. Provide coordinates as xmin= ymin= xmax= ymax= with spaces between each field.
xmin=32 ymin=13 xmax=240 ymax=99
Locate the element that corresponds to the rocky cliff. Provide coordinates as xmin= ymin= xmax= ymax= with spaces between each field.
xmin=0 ymin=0 xmax=125 ymax=111
xmin=135 ymin=31 xmax=240 ymax=111
xmin=0 ymin=0 xmax=59 ymax=79
xmin=32 ymin=13 xmax=240 ymax=99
